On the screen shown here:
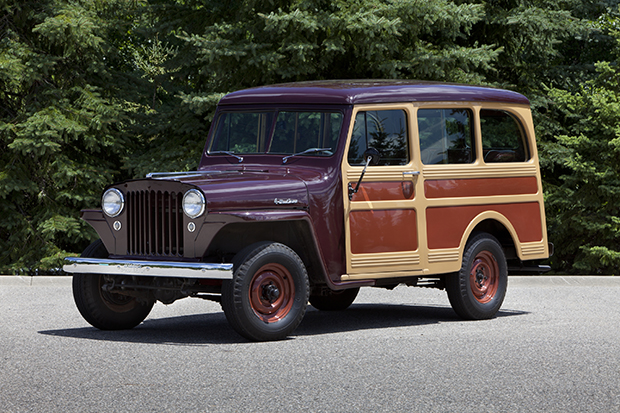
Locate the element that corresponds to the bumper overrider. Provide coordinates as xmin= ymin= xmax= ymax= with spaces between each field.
xmin=63 ymin=257 xmax=233 ymax=279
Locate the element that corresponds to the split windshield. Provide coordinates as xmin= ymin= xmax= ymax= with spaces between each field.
xmin=208 ymin=110 xmax=344 ymax=155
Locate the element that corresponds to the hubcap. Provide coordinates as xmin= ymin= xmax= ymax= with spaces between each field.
xmin=249 ymin=263 xmax=295 ymax=323
xmin=262 ymin=283 xmax=281 ymax=303
xmin=469 ymin=251 xmax=499 ymax=304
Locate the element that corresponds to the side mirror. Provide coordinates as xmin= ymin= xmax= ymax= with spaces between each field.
xmin=349 ymin=147 xmax=381 ymax=200
xmin=363 ymin=147 xmax=381 ymax=166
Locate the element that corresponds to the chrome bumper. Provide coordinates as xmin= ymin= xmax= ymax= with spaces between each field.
xmin=63 ymin=257 xmax=233 ymax=279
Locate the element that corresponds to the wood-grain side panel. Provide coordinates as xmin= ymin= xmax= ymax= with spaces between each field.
xmin=426 ymin=203 xmax=542 ymax=249
xmin=425 ymin=177 xmax=538 ymax=198
xmin=350 ymin=209 xmax=417 ymax=254
xmin=351 ymin=181 xmax=415 ymax=202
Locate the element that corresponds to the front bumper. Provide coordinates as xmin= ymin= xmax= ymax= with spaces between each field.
xmin=63 ymin=257 xmax=233 ymax=279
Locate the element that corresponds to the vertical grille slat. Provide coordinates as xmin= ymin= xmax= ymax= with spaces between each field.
xmin=145 ymin=190 xmax=150 ymax=255
xmin=175 ymin=193 xmax=183 ymax=256
xmin=140 ymin=190 xmax=145 ymax=254
xmin=148 ymin=191 xmax=153 ymax=254
xmin=155 ymin=191 xmax=161 ymax=255
xmin=163 ymin=192 xmax=168 ymax=254
xmin=126 ymin=190 xmax=184 ymax=257
xmin=166 ymin=192 xmax=172 ymax=255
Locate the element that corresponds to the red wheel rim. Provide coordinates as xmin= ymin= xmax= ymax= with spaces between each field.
xmin=248 ymin=263 xmax=295 ymax=323
xmin=469 ymin=251 xmax=499 ymax=304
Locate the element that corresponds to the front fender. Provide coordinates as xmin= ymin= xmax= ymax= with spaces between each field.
xmin=205 ymin=210 xmax=372 ymax=290
xmin=80 ymin=210 xmax=117 ymax=254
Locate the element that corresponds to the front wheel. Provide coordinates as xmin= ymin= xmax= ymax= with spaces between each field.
xmin=72 ymin=240 xmax=154 ymax=330
xmin=446 ymin=233 xmax=507 ymax=320
xmin=221 ymin=242 xmax=309 ymax=341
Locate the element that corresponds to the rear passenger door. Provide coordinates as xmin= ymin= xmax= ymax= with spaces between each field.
xmin=341 ymin=105 xmax=423 ymax=281
xmin=420 ymin=104 xmax=548 ymax=272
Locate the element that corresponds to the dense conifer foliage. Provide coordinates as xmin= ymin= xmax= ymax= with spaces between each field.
xmin=1 ymin=0 xmax=619 ymax=273
xmin=1 ymin=0 xmax=133 ymax=269
xmin=540 ymin=15 xmax=620 ymax=273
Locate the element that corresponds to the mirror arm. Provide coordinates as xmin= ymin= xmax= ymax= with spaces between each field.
xmin=348 ymin=156 xmax=372 ymax=201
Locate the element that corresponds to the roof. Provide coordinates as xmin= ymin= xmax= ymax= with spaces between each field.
xmin=218 ymin=80 xmax=530 ymax=106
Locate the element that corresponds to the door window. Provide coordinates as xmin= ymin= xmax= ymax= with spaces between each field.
xmin=347 ymin=110 xmax=409 ymax=166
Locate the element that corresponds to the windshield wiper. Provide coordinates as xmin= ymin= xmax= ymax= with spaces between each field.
xmin=208 ymin=151 xmax=243 ymax=163
xmin=282 ymin=148 xmax=332 ymax=164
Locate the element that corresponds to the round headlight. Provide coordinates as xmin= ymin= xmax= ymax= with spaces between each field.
xmin=182 ymin=189 xmax=206 ymax=219
xmin=102 ymin=188 xmax=124 ymax=217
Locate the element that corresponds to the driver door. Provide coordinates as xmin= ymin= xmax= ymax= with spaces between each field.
xmin=341 ymin=105 xmax=423 ymax=281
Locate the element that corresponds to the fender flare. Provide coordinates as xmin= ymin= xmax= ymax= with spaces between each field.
xmin=458 ymin=210 xmax=522 ymax=260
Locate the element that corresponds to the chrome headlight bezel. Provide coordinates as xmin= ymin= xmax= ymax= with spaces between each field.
xmin=182 ymin=189 xmax=206 ymax=219
xmin=102 ymin=188 xmax=125 ymax=218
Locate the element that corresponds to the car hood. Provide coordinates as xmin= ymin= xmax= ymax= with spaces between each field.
xmin=167 ymin=169 xmax=311 ymax=211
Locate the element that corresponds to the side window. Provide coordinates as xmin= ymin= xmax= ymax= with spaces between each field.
xmin=480 ymin=109 xmax=528 ymax=163
xmin=418 ymin=109 xmax=474 ymax=165
xmin=347 ymin=110 xmax=409 ymax=166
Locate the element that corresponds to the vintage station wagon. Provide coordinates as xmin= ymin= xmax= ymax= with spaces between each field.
xmin=64 ymin=80 xmax=551 ymax=341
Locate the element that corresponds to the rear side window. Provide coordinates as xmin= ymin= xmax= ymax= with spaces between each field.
xmin=418 ymin=109 xmax=474 ymax=165
xmin=348 ymin=110 xmax=409 ymax=166
xmin=480 ymin=110 xmax=528 ymax=163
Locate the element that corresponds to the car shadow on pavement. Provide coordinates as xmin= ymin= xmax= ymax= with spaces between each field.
xmin=297 ymin=304 xmax=527 ymax=337
xmin=39 ymin=303 xmax=528 ymax=345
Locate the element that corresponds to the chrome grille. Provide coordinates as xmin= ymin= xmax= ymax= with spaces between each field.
xmin=126 ymin=190 xmax=184 ymax=257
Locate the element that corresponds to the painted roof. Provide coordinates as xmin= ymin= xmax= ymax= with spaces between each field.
xmin=218 ymin=80 xmax=530 ymax=106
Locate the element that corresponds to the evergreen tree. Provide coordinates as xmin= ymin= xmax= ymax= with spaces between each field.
xmin=175 ymin=0 xmax=500 ymax=87
xmin=2 ymin=0 xmax=618 ymax=273
xmin=539 ymin=9 xmax=620 ymax=274
xmin=0 ymin=0 xmax=142 ymax=270
xmin=129 ymin=0 xmax=505 ymax=175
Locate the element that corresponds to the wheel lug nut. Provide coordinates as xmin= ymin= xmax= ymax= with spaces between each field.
xmin=262 ymin=283 xmax=280 ymax=303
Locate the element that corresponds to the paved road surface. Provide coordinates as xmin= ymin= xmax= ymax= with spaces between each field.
xmin=1 ymin=276 xmax=619 ymax=412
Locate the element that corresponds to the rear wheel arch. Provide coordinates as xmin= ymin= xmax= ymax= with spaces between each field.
xmin=460 ymin=214 xmax=519 ymax=261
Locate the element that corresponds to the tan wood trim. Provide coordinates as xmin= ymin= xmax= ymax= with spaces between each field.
xmin=341 ymin=101 xmax=549 ymax=281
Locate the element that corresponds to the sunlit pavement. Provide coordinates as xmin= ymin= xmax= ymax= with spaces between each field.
xmin=1 ymin=275 xmax=619 ymax=412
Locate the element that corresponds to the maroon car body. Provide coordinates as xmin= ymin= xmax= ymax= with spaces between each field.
xmin=65 ymin=80 xmax=549 ymax=341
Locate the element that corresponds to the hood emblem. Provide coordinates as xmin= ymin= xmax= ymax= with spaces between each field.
xmin=274 ymin=198 xmax=299 ymax=205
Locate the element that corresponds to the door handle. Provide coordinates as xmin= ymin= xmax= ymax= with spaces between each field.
xmin=403 ymin=171 xmax=420 ymax=177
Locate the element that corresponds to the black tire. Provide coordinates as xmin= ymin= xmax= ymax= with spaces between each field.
xmin=221 ymin=242 xmax=309 ymax=341
xmin=446 ymin=233 xmax=507 ymax=320
xmin=72 ymin=240 xmax=154 ymax=330
xmin=309 ymin=288 xmax=359 ymax=311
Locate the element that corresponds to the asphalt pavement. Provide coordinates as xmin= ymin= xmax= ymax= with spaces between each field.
xmin=1 ymin=275 xmax=619 ymax=412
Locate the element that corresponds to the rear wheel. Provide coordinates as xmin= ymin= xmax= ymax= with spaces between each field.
xmin=309 ymin=288 xmax=359 ymax=311
xmin=221 ymin=242 xmax=309 ymax=341
xmin=446 ymin=233 xmax=507 ymax=320
xmin=72 ymin=240 xmax=154 ymax=330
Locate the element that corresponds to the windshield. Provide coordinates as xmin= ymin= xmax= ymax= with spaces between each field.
xmin=208 ymin=110 xmax=344 ymax=155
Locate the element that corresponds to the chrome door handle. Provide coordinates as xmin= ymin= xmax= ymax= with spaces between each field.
xmin=403 ymin=171 xmax=420 ymax=176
